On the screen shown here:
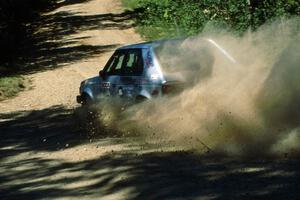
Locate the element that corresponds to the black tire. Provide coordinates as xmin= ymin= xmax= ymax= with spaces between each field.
xmin=79 ymin=94 xmax=97 ymax=133
xmin=135 ymin=95 xmax=147 ymax=104
xmin=82 ymin=94 xmax=93 ymax=107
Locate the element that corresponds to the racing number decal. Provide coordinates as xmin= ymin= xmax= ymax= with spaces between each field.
xmin=102 ymin=82 xmax=111 ymax=88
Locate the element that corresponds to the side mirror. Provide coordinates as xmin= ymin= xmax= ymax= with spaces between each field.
xmin=99 ymin=70 xmax=105 ymax=79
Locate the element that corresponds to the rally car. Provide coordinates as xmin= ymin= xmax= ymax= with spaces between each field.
xmin=77 ymin=38 xmax=235 ymax=106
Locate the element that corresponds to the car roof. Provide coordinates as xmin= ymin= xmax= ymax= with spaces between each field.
xmin=117 ymin=41 xmax=154 ymax=50
xmin=117 ymin=37 xmax=238 ymax=64
xmin=117 ymin=38 xmax=186 ymax=50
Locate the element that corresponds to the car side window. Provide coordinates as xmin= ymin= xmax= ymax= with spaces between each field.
xmin=104 ymin=51 xmax=126 ymax=75
xmin=122 ymin=49 xmax=143 ymax=76
xmin=116 ymin=54 xmax=125 ymax=70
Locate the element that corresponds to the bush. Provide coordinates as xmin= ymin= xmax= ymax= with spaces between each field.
xmin=0 ymin=76 xmax=28 ymax=100
xmin=124 ymin=0 xmax=300 ymax=39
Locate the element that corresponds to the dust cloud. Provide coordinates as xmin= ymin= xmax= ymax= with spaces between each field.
xmin=96 ymin=18 xmax=300 ymax=157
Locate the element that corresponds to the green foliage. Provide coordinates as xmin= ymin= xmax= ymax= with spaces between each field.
xmin=123 ymin=0 xmax=300 ymax=40
xmin=122 ymin=0 xmax=141 ymax=10
xmin=0 ymin=76 xmax=27 ymax=100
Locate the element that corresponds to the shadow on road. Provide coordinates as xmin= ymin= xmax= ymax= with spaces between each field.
xmin=0 ymin=106 xmax=299 ymax=199
xmin=0 ymin=106 xmax=84 ymax=159
xmin=0 ymin=105 xmax=125 ymax=160
xmin=2 ymin=0 xmax=138 ymax=75
xmin=0 ymin=152 xmax=299 ymax=199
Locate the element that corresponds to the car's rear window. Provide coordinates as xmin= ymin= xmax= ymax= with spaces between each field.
xmin=154 ymin=39 xmax=215 ymax=82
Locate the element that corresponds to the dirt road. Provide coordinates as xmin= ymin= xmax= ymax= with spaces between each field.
xmin=0 ymin=0 xmax=141 ymax=113
xmin=0 ymin=1 xmax=299 ymax=199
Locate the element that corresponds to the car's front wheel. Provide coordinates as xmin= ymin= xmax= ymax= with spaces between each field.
xmin=81 ymin=94 xmax=93 ymax=107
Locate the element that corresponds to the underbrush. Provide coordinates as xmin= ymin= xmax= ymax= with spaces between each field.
xmin=122 ymin=0 xmax=300 ymax=40
xmin=0 ymin=76 xmax=29 ymax=101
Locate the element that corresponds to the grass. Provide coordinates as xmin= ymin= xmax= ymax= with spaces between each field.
xmin=0 ymin=76 xmax=30 ymax=101
xmin=135 ymin=23 xmax=183 ymax=40
xmin=122 ymin=0 xmax=178 ymax=40
xmin=121 ymin=0 xmax=140 ymax=10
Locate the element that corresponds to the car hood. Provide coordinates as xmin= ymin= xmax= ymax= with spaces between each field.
xmin=81 ymin=76 xmax=104 ymax=87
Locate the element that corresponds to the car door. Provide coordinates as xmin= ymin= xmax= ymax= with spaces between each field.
xmin=118 ymin=49 xmax=144 ymax=99
xmin=101 ymin=50 xmax=126 ymax=97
